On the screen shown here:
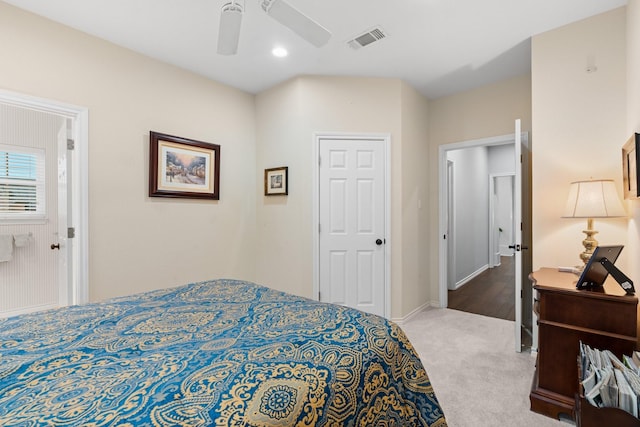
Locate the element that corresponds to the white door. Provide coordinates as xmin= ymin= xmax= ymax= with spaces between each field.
xmin=0 ymin=101 xmax=73 ymax=317
xmin=318 ymin=137 xmax=386 ymax=316
xmin=513 ymin=119 xmax=523 ymax=352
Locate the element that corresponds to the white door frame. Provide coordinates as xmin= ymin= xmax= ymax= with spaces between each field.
xmin=446 ymin=160 xmax=455 ymax=290
xmin=312 ymin=132 xmax=391 ymax=318
xmin=438 ymin=133 xmax=517 ymax=309
xmin=0 ymin=89 xmax=89 ymax=305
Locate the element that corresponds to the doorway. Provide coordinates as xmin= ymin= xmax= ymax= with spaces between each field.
xmin=444 ymin=144 xmax=516 ymax=318
xmin=313 ymin=133 xmax=391 ymax=318
xmin=448 ymin=169 xmax=517 ymax=320
xmin=438 ymin=127 xmax=532 ymax=351
xmin=0 ymin=90 xmax=89 ymax=317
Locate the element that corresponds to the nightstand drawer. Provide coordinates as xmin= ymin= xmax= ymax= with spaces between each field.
xmin=538 ymin=290 xmax=637 ymax=336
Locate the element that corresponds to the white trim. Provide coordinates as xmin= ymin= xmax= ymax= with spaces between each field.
xmin=72 ymin=108 xmax=89 ymax=305
xmin=0 ymin=89 xmax=86 ymax=117
xmin=453 ymin=264 xmax=489 ymax=290
xmin=391 ymin=301 xmax=430 ymax=326
xmin=438 ymin=133 xmax=515 ymax=309
xmin=514 ymin=119 xmax=522 ymax=352
xmin=312 ymin=132 xmax=391 ymax=319
xmin=499 ymin=247 xmax=513 ymax=257
xmin=446 ymin=160 xmax=456 ymax=291
xmin=1 ymin=302 xmax=59 ymax=318
xmin=0 ymin=89 xmax=89 ymax=306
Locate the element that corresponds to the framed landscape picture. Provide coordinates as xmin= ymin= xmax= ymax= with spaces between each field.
xmin=149 ymin=131 xmax=220 ymax=200
xmin=264 ymin=166 xmax=288 ymax=196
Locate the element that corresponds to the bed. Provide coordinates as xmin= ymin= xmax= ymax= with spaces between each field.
xmin=0 ymin=279 xmax=447 ymax=426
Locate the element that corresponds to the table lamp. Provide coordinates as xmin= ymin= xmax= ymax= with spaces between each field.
xmin=562 ymin=179 xmax=626 ymax=267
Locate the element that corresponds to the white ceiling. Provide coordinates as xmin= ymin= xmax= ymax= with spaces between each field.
xmin=4 ymin=0 xmax=628 ymax=99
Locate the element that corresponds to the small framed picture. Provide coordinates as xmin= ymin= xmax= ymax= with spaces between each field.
xmin=264 ymin=166 xmax=288 ymax=196
xmin=149 ymin=131 xmax=220 ymax=200
xmin=622 ymin=133 xmax=639 ymax=199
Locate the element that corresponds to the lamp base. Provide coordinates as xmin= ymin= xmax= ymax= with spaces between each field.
xmin=579 ymin=218 xmax=598 ymax=266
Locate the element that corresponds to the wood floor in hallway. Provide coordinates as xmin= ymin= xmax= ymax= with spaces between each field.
xmin=447 ymin=256 xmax=515 ymax=321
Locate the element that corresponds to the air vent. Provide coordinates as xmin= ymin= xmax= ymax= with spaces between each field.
xmin=347 ymin=27 xmax=387 ymax=50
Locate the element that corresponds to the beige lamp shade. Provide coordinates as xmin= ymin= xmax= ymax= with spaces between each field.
xmin=562 ymin=179 xmax=626 ymax=267
xmin=562 ymin=179 xmax=626 ymax=219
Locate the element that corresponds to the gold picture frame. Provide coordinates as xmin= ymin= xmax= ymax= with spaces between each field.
xmin=264 ymin=166 xmax=288 ymax=196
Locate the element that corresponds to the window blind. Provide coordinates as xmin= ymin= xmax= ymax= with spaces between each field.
xmin=0 ymin=145 xmax=46 ymax=219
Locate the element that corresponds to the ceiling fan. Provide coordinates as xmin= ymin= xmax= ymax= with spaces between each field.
xmin=217 ymin=0 xmax=332 ymax=55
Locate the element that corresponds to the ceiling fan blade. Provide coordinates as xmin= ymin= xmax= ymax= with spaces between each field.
xmin=217 ymin=2 xmax=243 ymax=55
xmin=261 ymin=0 xmax=331 ymax=47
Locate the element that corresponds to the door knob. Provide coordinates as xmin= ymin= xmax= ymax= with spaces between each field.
xmin=376 ymin=239 xmax=383 ymax=246
xmin=50 ymin=243 xmax=60 ymax=250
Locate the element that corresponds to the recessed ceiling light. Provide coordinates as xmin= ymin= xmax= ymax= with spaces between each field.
xmin=272 ymin=47 xmax=288 ymax=58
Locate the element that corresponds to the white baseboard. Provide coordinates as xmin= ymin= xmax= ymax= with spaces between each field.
xmin=453 ymin=264 xmax=489 ymax=290
xmin=499 ymin=248 xmax=514 ymax=257
xmin=0 ymin=302 xmax=57 ymax=318
xmin=391 ymin=301 xmax=432 ymax=326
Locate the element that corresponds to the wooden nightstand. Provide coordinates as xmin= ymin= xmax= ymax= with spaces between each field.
xmin=529 ymin=268 xmax=638 ymax=420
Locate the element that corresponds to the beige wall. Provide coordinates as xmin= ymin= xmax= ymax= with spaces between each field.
xmin=399 ymin=82 xmax=431 ymax=315
xmin=531 ymin=8 xmax=628 ymax=272
xmin=429 ymin=75 xmax=533 ymax=145
xmin=254 ymin=79 xmax=309 ymax=296
xmin=0 ymin=2 xmax=258 ymax=300
xmin=255 ymin=76 xmax=433 ymax=318
xmin=627 ymin=0 xmax=640 ymax=284
xmin=427 ymin=75 xmax=532 ymax=302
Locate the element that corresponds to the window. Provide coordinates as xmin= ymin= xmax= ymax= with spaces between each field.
xmin=0 ymin=145 xmax=46 ymax=221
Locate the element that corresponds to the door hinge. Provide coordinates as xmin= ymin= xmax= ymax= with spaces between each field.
xmin=68 ymin=227 xmax=75 ymax=239
xmin=318 ymin=291 xmax=321 ymax=301
xmin=67 ymin=139 xmax=75 ymax=150
xmin=318 ymin=156 xmax=321 ymax=167
xmin=319 ymin=224 xmax=321 ymax=233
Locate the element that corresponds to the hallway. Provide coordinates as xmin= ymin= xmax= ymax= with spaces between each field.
xmin=447 ymin=256 xmax=515 ymax=321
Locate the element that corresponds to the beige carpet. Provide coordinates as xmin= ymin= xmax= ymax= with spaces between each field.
xmin=402 ymin=308 xmax=574 ymax=427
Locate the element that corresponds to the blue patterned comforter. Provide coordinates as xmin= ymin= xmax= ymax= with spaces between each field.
xmin=0 ymin=279 xmax=447 ymax=426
